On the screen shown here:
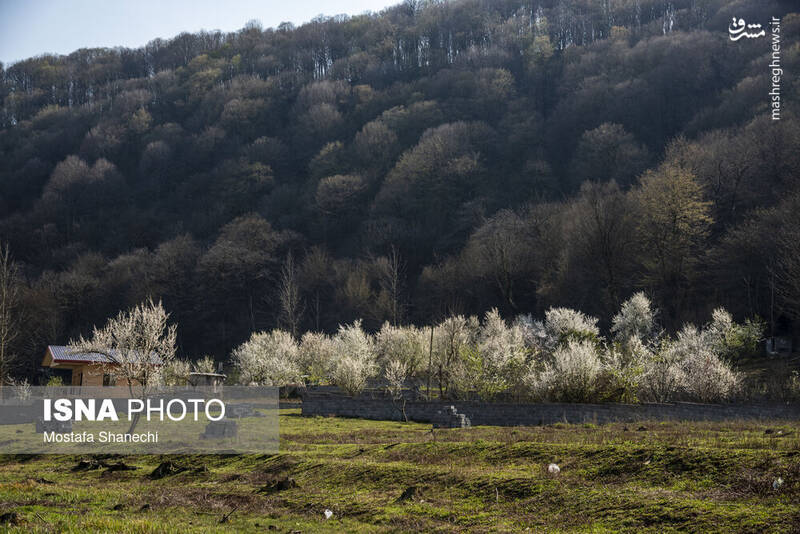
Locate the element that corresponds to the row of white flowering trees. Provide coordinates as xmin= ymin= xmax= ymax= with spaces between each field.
xmin=231 ymin=293 xmax=762 ymax=403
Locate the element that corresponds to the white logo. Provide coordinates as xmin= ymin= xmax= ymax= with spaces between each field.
xmin=729 ymin=17 xmax=766 ymax=40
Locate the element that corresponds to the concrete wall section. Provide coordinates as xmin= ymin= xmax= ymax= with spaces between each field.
xmin=301 ymin=392 xmax=800 ymax=426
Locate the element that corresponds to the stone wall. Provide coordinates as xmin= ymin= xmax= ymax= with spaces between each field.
xmin=300 ymin=391 xmax=800 ymax=426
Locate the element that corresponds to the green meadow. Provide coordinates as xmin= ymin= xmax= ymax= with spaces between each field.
xmin=0 ymin=408 xmax=797 ymax=533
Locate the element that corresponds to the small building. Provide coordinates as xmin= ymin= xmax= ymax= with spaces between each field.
xmin=188 ymin=372 xmax=226 ymax=393
xmin=41 ymin=345 xmax=160 ymax=387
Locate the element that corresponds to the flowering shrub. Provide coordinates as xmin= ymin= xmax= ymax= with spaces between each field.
xmin=598 ymin=341 xmax=645 ymax=403
xmin=232 ymin=298 xmax=753 ymax=404
xmin=232 ymin=329 xmax=301 ymax=386
xmin=162 ymin=358 xmax=191 ymax=386
xmin=540 ymin=307 xmax=600 ymax=350
xmin=473 ymin=309 xmax=530 ymax=399
xmin=431 ymin=315 xmax=479 ymax=398
xmin=375 ymin=322 xmax=427 ymax=381
xmin=670 ymin=325 xmax=740 ymax=402
xmin=530 ymin=340 xmax=603 ymax=402
xmin=636 ymin=323 xmax=741 ymax=402
xmin=193 ymin=355 xmax=216 ymax=374
xmin=637 ymin=339 xmax=687 ymax=402
xmin=513 ymin=314 xmax=543 ymax=351
xmin=611 ymin=292 xmax=655 ymax=342
xmin=330 ymin=320 xmax=377 ymax=395
xmin=298 ymin=331 xmax=336 ymax=383
xmin=705 ymin=308 xmax=763 ymax=361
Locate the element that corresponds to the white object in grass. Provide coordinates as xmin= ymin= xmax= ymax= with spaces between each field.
xmin=324 ymin=509 xmax=334 ymax=520
xmin=547 ymin=463 xmax=560 ymax=474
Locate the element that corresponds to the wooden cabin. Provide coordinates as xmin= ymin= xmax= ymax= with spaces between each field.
xmin=41 ymin=345 xmax=156 ymax=386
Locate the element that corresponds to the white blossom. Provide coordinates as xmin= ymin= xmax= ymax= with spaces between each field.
xmin=162 ymin=358 xmax=191 ymax=386
xmin=193 ymin=355 xmax=216 ymax=374
xmin=611 ymin=292 xmax=655 ymax=342
xmin=232 ymin=329 xmax=301 ymax=386
xmin=384 ymin=359 xmax=408 ymax=399
xmin=473 ymin=309 xmax=529 ymax=398
xmin=330 ymin=320 xmax=377 ymax=396
xmin=540 ymin=307 xmax=600 ymax=350
xmin=298 ymin=331 xmax=336 ymax=383
xmin=70 ymin=298 xmax=176 ymax=393
xmin=375 ymin=322 xmax=427 ymax=379
xmin=530 ymin=339 xmax=603 ymax=402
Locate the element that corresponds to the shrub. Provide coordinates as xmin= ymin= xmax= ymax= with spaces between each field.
xmin=705 ymin=308 xmax=764 ymax=361
xmin=375 ymin=322 xmax=427 ymax=382
xmin=45 ymin=376 xmax=64 ymax=387
xmin=431 ymin=315 xmax=479 ymax=398
xmin=604 ymin=293 xmax=657 ymax=402
xmin=513 ymin=314 xmax=543 ymax=351
xmin=384 ymin=359 xmax=408 ymax=398
xmin=530 ymin=340 xmax=603 ymax=402
xmin=671 ymin=325 xmax=740 ymax=402
xmin=637 ymin=339 xmax=686 ymax=402
xmin=611 ymin=292 xmax=655 ymax=342
xmin=11 ymin=378 xmax=31 ymax=401
xmin=298 ymin=331 xmax=336 ymax=383
xmin=683 ymin=348 xmax=740 ymax=402
xmin=598 ymin=340 xmax=646 ymax=403
xmin=543 ymin=307 xmax=600 ymax=349
xmin=162 ymin=358 xmax=191 ymax=385
xmin=193 ymin=355 xmax=216 ymax=374
xmin=639 ymin=325 xmax=740 ymax=402
xmin=473 ymin=309 xmax=529 ymax=399
xmin=232 ymin=329 xmax=301 ymax=386
xmin=330 ymin=320 xmax=377 ymax=396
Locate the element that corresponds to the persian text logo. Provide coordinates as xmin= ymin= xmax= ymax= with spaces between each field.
xmin=729 ymin=17 xmax=782 ymax=121
xmin=728 ymin=17 xmax=765 ymax=40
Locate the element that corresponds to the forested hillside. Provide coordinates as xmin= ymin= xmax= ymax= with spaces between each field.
xmin=1 ymin=0 xmax=798 ymax=375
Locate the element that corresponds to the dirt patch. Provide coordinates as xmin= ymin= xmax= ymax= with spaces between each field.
xmin=396 ymin=486 xmax=418 ymax=503
xmin=258 ymin=477 xmax=298 ymax=494
xmin=260 ymin=455 xmax=300 ymax=476
xmin=72 ymin=459 xmax=104 ymax=472
xmin=149 ymin=461 xmax=208 ymax=480
xmin=73 ymin=458 xmax=137 ymax=474
xmin=0 ymin=511 xmax=21 ymax=525
xmin=150 ymin=461 xmax=190 ymax=479
xmin=105 ymin=462 xmax=138 ymax=472
xmin=146 ymin=487 xmax=267 ymax=514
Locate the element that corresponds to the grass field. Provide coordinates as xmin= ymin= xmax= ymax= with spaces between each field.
xmin=0 ymin=407 xmax=798 ymax=533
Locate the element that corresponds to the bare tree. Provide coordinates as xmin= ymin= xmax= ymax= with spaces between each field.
xmin=0 ymin=243 xmax=20 ymax=386
xmin=299 ymin=247 xmax=333 ymax=332
xmin=775 ymin=196 xmax=800 ymax=321
xmin=278 ymin=253 xmax=304 ymax=338
xmin=385 ymin=359 xmax=409 ymax=421
xmin=378 ymin=245 xmax=405 ymax=326
xmin=466 ymin=211 xmax=528 ymax=313
xmin=70 ymin=299 xmax=176 ymax=434
xmin=573 ymin=181 xmax=635 ymax=312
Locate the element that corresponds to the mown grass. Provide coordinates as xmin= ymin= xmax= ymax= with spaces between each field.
xmin=0 ymin=409 xmax=797 ymax=532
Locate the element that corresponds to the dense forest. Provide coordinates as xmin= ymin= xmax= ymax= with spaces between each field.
xmin=0 ymin=0 xmax=798 ymax=379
